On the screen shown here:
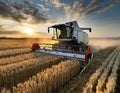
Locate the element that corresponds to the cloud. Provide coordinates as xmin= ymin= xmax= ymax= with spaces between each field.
xmin=45 ymin=0 xmax=73 ymax=20
xmin=39 ymin=0 xmax=82 ymax=20
xmin=57 ymin=0 xmax=120 ymax=22
xmin=63 ymin=5 xmax=73 ymax=19
xmin=97 ymin=0 xmax=120 ymax=13
xmin=0 ymin=1 xmax=50 ymax=23
xmin=68 ymin=0 xmax=120 ymax=19
xmin=29 ymin=1 xmax=49 ymax=12
xmin=82 ymin=0 xmax=104 ymax=16
xmin=0 ymin=31 xmax=20 ymax=34
xmin=51 ymin=0 xmax=64 ymax=7
xmin=40 ymin=0 xmax=63 ymax=8
xmin=1 ymin=0 xmax=120 ymax=22
xmin=72 ymin=1 xmax=84 ymax=19
xmin=0 ymin=16 xmax=57 ymax=38
xmin=86 ymin=0 xmax=101 ymax=9
xmin=43 ymin=0 xmax=119 ymax=21
xmin=57 ymin=1 xmax=84 ymax=20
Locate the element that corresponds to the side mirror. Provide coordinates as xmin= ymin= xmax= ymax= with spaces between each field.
xmin=89 ymin=28 xmax=91 ymax=32
xmin=81 ymin=28 xmax=92 ymax=32
xmin=48 ymin=27 xmax=50 ymax=33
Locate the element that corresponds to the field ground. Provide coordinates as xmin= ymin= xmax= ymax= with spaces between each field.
xmin=0 ymin=38 xmax=120 ymax=93
xmin=57 ymin=46 xmax=117 ymax=93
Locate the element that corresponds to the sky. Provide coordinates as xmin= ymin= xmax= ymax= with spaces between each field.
xmin=0 ymin=0 xmax=120 ymax=38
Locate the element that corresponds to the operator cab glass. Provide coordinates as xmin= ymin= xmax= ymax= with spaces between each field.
xmin=50 ymin=25 xmax=73 ymax=39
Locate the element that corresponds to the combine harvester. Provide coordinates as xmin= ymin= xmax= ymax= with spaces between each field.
xmin=32 ymin=21 xmax=93 ymax=73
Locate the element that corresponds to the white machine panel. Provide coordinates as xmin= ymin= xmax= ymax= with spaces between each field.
xmin=78 ymin=32 xmax=88 ymax=44
xmin=36 ymin=49 xmax=85 ymax=60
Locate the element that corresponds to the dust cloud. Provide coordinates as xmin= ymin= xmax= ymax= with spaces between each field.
xmin=89 ymin=38 xmax=120 ymax=52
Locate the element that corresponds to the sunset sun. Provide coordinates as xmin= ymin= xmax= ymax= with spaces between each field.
xmin=23 ymin=28 xmax=34 ymax=35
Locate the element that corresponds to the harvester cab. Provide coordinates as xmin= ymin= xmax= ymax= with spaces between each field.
xmin=48 ymin=21 xmax=91 ymax=44
xmin=32 ymin=21 xmax=92 ymax=63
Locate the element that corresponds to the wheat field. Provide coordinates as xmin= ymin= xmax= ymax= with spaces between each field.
xmin=0 ymin=38 xmax=120 ymax=93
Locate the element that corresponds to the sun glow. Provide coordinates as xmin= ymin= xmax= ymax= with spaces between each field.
xmin=23 ymin=28 xmax=34 ymax=35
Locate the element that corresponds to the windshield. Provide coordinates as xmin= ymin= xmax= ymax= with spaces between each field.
xmin=53 ymin=26 xmax=73 ymax=39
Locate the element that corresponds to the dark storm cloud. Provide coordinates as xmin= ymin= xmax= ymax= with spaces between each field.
xmin=0 ymin=0 xmax=49 ymax=23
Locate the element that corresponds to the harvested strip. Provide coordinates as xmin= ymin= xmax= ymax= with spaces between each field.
xmin=0 ymin=55 xmax=61 ymax=90
xmin=104 ymin=52 xmax=120 ymax=93
xmin=0 ymin=48 xmax=31 ymax=58
xmin=57 ymin=47 xmax=115 ymax=93
xmin=115 ymin=63 xmax=120 ymax=93
xmin=0 ymin=52 xmax=45 ymax=65
xmin=82 ymin=47 xmax=119 ymax=93
xmin=1 ymin=60 xmax=80 ymax=93
xmin=96 ymin=49 xmax=120 ymax=93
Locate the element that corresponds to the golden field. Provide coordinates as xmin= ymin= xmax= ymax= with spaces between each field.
xmin=0 ymin=38 xmax=120 ymax=93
